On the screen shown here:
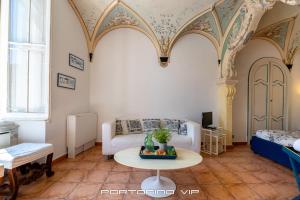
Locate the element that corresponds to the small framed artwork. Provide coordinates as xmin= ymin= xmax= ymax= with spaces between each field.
xmin=57 ymin=73 xmax=76 ymax=90
xmin=69 ymin=53 xmax=84 ymax=71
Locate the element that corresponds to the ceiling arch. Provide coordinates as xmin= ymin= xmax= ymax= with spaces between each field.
xmin=69 ymin=0 xmax=245 ymax=66
xmin=253 ymin=17 xmax=296 ymax=64
xmin=92 ymin=2 xmax=160 ymax=55
xmin=170 ymin=10 xmax=222 ymax=59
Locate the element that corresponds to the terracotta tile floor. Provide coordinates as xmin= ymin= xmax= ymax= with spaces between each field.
xmin=16 ymin=145 xmax=299 ymax=200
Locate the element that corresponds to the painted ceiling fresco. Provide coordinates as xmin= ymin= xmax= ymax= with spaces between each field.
xmin=72 ymin=0 xmax=114 ymax=36
xmin=95 ymin=3 xmax=152 ymax=40
xmin=215 ymin=0 xmax=243 ymax=33
xmin=221 ymin=7 xmax=246 ymax=61
xmin=69 ymin=0 xmax=244 ymax=58
xmin=255 ymin=20 xmax=291 ymax=49
xmin=122 ymin=0 xmax=219 ymax=42
xmin=69 ymin=0 xmax=299 ymax=70
xmin=253 ymin=17 xmax=297 ymax=64
xmin=182 ymin=12 xmax=220 ymax=43
xmin=289 ymin=30 xmax=300 ymax=61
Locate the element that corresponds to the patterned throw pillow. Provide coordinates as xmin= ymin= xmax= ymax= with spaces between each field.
xmin=142 ymin=119 xmax=161 ymax=133
xmin=127 ymin=119 xmax=143 ymax=134
xmin=179 ymin=120 xmax=188 ymax=135
xmin=161 ymin=119 xmax=180 ymax=134
xmin=115 ymin=120 xmax=123 ymax=135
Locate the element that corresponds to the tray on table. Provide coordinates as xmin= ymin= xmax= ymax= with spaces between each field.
xmin=139 ymin=146 xmax=177 ymax=159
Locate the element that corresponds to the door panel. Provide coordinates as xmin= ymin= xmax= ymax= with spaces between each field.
xmin=270 ymin=64 xmax=285 ymax=130
xmin=251 ymin=64 xmax=269 ymax=134
xmin=270 ymin=117 xmax=284 ymax=130
xmin=253 ymin=117 xmax=268 ymax=133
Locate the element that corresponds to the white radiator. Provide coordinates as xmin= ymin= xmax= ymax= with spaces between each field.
xmin=67 ymin=113 xmax=98 ymax=158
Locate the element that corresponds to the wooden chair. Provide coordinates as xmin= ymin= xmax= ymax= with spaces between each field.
xmin=282 ymin=147 xmax=300 ymax=199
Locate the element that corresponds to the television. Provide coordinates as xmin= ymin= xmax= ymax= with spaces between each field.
xmin=202 ymin=112 xmax=213 ymax=128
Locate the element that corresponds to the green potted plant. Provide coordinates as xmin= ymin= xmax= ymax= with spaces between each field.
xmin=153 ymin=128 xmax=171 ymax=151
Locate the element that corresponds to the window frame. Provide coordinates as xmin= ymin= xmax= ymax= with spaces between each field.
xmin=0 ymin=0 xmax=51 ymax=121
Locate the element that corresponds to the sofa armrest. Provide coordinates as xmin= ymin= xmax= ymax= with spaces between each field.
xmin=186 ymin=121 xmax=201 ymax=153
xmin=102 ymin=121 xmax=116 ymax=155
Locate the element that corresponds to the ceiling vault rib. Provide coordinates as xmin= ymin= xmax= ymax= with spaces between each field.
xmin=68 ymin=0 xmax=93 ymax=53
xmin=90 ymin=0 xmax=119 ymax=46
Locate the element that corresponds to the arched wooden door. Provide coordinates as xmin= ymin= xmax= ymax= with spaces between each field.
xmin=248 ymin=58 xmax=288 ymax=141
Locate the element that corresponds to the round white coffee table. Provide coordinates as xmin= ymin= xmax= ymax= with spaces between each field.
xmin=114 ymin=147 xmax=202 ymax=198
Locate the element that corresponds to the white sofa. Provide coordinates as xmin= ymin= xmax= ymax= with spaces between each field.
xmin=102 ymin=119 xmax=201 ymax=156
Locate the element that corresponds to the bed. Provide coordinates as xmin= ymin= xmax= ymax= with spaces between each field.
xmin=251 ymin=130 xmax=300 ymax=171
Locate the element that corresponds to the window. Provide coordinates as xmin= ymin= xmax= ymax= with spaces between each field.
xmin=0 ymin=0 xmax=50 ymax=119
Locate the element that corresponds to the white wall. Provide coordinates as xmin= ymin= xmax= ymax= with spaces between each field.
xmin=46 ymin=0 xmax=90 ymax=158
xmin=233 ymin=39 xmax=282 ymax=142
xmin=233 ymin=2 xmax=300 ymax=142
xmin=234 ymin=39 xmax=300 ymax=142
xmin=290 ymin=51 xmax=300 ymax=131
xmin=17 ymin=121 xmax=46 ymax=143
xmin=90 ymin=29 xmax=219 ymax=141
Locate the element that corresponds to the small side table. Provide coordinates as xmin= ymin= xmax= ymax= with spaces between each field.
xmin=201 ymin=128 xmax=226 ymax=155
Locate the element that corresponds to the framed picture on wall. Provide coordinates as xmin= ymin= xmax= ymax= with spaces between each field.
xmin=69 ymin=53 xmax=84 ymax=70
xmin=57 ymin=73 xmax=76 ymax=90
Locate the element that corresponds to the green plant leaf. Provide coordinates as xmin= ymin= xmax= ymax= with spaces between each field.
xmin=153 ymin=128 xmax=171 ymax=143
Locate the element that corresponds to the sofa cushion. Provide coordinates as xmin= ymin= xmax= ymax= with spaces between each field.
xmin=111 ymin=134 xmax=146 ymax=148
xmin=111 ymin=133 xmax=192 ymax=149
xmin=126 ymin=119 xmax=143 ymax=134
xmin=179 ymin=120 xmax=188 ymax=135
xmin=142 ymin=119 xmax=161 ymax=133
xmin=161 ymin=119 xmax=180 ymax=134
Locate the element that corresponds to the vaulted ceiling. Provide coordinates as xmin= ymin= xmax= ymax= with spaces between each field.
xmin=69 ymin=0 xmax=300 ymax=73
xmin=69 ymin=0 xmax=243 ymax=65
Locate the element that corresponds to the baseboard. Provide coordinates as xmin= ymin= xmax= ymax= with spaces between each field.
xmin=233 ymin=142 xmax=248 ymax=145
xmin=53 ymin=154 xmax=67 ymax=164
xmin=95 ymin=142 xmax=102 ymax=146
xmin=53 ymin=143 xmax=101 ymax=164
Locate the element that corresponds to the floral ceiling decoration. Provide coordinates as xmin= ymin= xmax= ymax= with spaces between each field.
xmin=69 ymin=0 xmax=240 ymax=66
xmin=254 ymin=17 xmax=296 ymax=64
xmin=71 ymin=0 xmax=115 ymax=37
xmin=69 ymin=0 xmax=300 ymax=75
xmin=181 ymin=12 xmax=221 ymax=45
xmin=287 ymin=30 xmax=300 ymax=63
xmin=215 ymin=0 xmax=243 ymax=33
xmin=93 ymin=2 xmax=159 ymax=53
xmin=222 ymin=6 xmax=248 ymax=63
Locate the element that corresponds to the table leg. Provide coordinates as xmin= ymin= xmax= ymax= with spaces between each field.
xmin=141 ymin=170 xmax=176 ymax=198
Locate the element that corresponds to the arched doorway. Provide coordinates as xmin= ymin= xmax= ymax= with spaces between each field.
xmin=248 ymin=57 xmax=289 ymax=142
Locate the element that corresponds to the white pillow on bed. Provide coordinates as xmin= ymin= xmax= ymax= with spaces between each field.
xmin=293 ymin=139 xmax=300 ymax=152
